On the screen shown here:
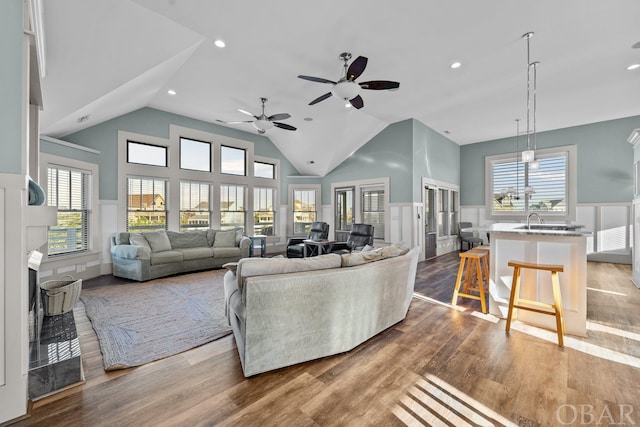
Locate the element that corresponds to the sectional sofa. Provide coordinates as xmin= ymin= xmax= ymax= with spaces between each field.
xmin=111 ymin=229 xmax=250 ymax=281
xmin=223 ymin=244 xmax=420 ymax=377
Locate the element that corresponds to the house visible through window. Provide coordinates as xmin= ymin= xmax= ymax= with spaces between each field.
xmin=489 ymin=149 xmax=570 ymax=218
xmin=127 ymin=141 xmax=167 ymax=167
xmin=127 ymin=177 xmax=167 ymax=232
xmin=361 ymin=187 xmax=385 ymax=240
xmin=47 ymin=166 xmax=91 ymax=256
xmin=292 ymin=190 xmax=317 ymax=234
xmin=220 ymin=184 xmax=246 ymax=230
xmin=254 ymin=187 xmax=275 ymax=236
xmin=180 ymin=181 xmax=210 ymax=231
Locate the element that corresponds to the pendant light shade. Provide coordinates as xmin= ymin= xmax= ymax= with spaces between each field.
xmin=521 ymin=150 xmax=535 ymax=163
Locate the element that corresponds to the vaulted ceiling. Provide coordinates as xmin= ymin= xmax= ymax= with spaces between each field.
xmin=40 ymin=0 xmax=640 ymax=176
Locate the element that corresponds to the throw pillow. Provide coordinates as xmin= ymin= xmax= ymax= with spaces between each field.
xmin=129 ymin=233 xmax=151 ymax=250
xmin=206 ymin=229 xmax=217 ymax=246
xmin=213 ymin=230 xmax=236 ymax=247
xmin=144 ymin=231 xmax=172 ymax=253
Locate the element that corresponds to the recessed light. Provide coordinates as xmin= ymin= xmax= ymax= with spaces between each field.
xmin=214 ymin=39 xmax=226 ymax=48
xmin=450 ymin=62 xmax=462 ymax=69
xmin=306 ymin=160 xmax=315 ymax=165
xmin=167 ymin=89 xmax=177 ymax=95
xmin=627 ymin=64 xmax=640 ymax=70
xmin=444 ymin=130 xmax=451 ymax=134
xmin=345 ymin=102 xmax=352 ymax=108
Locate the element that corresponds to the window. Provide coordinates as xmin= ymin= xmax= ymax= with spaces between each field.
xmin=127 ymin=177 xmax=167 ymax=232
xmin=362 ymin=187 xmax=385 ymax=240
xmin=221 ymin=145 xmax=246 ymax=176
xmin=180 ymin=181 xmax=210 ymax=231
xmin=127 ymin=141 xmax=167 ymax=167
xmin=254 ymin=161 xmax=275 ymax=179
xmin=180 ymin=138 xmax=211 ymax=172
xmin=220 ymin=184 xmax=246 ymax=230
xmin=292 ymin=190 xmax=317 ymax=234
xmin=487 ymin=146 xmax=574 ymax=220
xmin=449 ymin=190 xmax=459 ymax=235
xmin=335 ymin=187 xmax=354 ymax=232
xmin=47 ymin=166 xmax=91 ymax=255
xmin=254 ymin=187 xmax=275 ymax=236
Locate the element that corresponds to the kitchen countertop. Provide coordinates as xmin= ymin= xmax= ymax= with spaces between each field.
xmin=482 ymin=222 xmax=592 ymax=237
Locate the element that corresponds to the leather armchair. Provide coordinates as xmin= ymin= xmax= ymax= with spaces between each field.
xmin=286 ymin=222 xmax=330 ymax=258
xmin=330 ymin=223 xmax=375 ymax=254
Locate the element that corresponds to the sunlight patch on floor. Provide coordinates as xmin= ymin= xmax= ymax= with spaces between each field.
xmin=413 ymin=292 xmax=466 ymax=312
xmin=586 ymin=320 xmax=640 ymax=342
xmin=392 ymin=373 xmax=517 ymax=427
xmin=586 ymin=287 xmax=627 ymax=297
xmin=510 ymin=321 xmax=640 ymax=368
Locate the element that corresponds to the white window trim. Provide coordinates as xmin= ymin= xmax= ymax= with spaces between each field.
xmin=117 ymin=126 xmax=281 ymax=237
xmin=422 ymin=178 xmax=459 ymax=240
xmin=329 ymin=177 xmax=390 ymax=242
xmin=40 ymin=153 xmax=100 ymax=261
xmin=485 ymin=145 xmax=577 ymax=222
xmin=288 ymin=183 xmax=321 ymax=237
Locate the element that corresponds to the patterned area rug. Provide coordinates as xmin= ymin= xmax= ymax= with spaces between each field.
xmin=80 ymin=270 xmax=231 ymax=370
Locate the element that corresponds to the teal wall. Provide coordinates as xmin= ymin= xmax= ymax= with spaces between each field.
xmin=62 ymin=107 xmax=299 ymax=204
xmin=40 ymin=139 xmax=101 ymax=165
xmin=412 ymin=120 xmax=460 ymax=201
xmin=460 ymin=116 xmax=640 ymax=206
xmin=0 ymin=0 xmax=24 ymax=174
xmin=321 ymin=119 xmax=414 ymax=204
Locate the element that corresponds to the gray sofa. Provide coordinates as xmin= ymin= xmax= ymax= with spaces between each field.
xmin=111 ymin=229 xmax=250 ymax=281
xmin=224 ymin=244 xmax=420 ymax=377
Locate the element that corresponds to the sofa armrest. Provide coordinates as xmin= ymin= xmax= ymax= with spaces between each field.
xmin=239 ymin=236 xmax=251 ymax=257
xmin=286 ymin=237 xmax=305 ymax=247
xmin=111 ymin=244 xmax=151 ymax=260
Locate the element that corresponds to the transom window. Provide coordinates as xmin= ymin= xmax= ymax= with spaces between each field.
xmin=47 ymin=166 xmax=91 ymax=255
xmin=127 ymin=177 xmax=167 ymax=232
xmin=254 ymin=161 xmax=275 ymax=179
xmin=221 ymin=145 xmax=246 ymax=176
xmin=180 ymin=138 xmax=211 ymax=172
xmin=127 ymin=141 xmax=167 ymax=167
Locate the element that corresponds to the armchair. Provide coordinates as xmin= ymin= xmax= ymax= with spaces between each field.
xmin=286 ymin=222 xmax=330 ymax=258
xmin=458 ymin=222 xmax=483 ymax=251
xmin=329 ymin=223 xmax=375 ymax=255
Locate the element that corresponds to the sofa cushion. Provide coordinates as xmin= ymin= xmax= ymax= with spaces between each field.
xmin=175 ymin=247 xmax=214 ymax=261
xmin=213 ymin=247 xmax=242 ymax=258
xmin=206 ymin=229 xmax=217 ymax=246
xmin=111 ymin=244 xmax=151 ymax=260
xmin=341 ymin=249 xmax=383 ymax=267
xmin=213 ymin=230 xmax=237 ymax=247
xmin=150 ymin=250 xmax=184 ymax=265
xmin=236 ymin=254 xmax=342 ymax=291
xmin=129 ymin=233 xmax=151 ymax=250
xmin=166 ymin=230 xmax=209 ymax=249
xmin=145 ymin=231 xmax=172 ymax=253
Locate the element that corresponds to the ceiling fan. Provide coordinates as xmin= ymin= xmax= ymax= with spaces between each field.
xmin=217 ymin=97 xmax=296 ymax=134
xmin=298 ymin=52 xmax=400 ymax=109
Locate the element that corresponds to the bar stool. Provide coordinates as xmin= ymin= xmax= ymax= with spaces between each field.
xmin=505 ymin=261 xmax=565 ymax=346
xmin=473 ymin=245 xmax=491 ymax=271
xmin=452 ymin=250 xmax=489 ymax=313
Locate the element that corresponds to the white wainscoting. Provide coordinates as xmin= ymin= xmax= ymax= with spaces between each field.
xmin=461 ymin=203 xmax=631 ymax=264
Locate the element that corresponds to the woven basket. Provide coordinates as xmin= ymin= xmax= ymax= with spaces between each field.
xmin=40 ymin=276 xmax=82 ymax=316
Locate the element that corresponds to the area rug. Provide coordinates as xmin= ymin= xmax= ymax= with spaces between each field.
xmin=80 ymin=270 xmax=231 ymax=370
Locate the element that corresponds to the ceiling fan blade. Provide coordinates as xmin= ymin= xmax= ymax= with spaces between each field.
xmin=347 ymin=56 xmax=368 ymax=81
xmin=359 ymin=80 xmax=400 ymax=90
xmin=309 ymin=92 xmax=333 ymax=105
xmin=298 ymin=75 xmax=336 ymax=84
xmin=238 ymin=109 xmax=258 ymax=118
xmin=216 ymin=119 xmax=254 ymax=124
xmin=273 ymin=122 xmax=297 ymax=131
xmin=349 ymin=95 xmax=364 ymax=109
xmin=268 ymin=113 xmax=291 ymax=121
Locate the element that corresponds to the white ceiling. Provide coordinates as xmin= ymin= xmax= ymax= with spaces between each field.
xmin=40 ymin=0 xmax=640 ymax=176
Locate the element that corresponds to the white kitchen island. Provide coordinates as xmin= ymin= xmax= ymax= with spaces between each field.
xmin=487 ymin=223 xmax=591 ymax=336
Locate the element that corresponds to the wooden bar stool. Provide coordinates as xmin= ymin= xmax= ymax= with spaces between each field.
xmin=452 ymin=250 xmax=489 ymax=313
xmin=505 ymin=261 xmax=566 ymax=346
xmin=474 ymin=245 xmax=491 ymax=266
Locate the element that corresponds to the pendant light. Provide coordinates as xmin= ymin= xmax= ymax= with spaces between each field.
xmin=521 ymin=32 xmax=539 ymax=167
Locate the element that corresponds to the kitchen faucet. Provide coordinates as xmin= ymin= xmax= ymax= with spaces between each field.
xmin=527 ymin=212 xmax=544 ymax=229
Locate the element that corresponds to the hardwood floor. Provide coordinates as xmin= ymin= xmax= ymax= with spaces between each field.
xmin=9 ymin=253 xmax=640 ymax=426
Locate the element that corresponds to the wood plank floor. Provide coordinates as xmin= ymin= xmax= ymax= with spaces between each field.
xmin=9 ymin=253 xmax=640 ymax=426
